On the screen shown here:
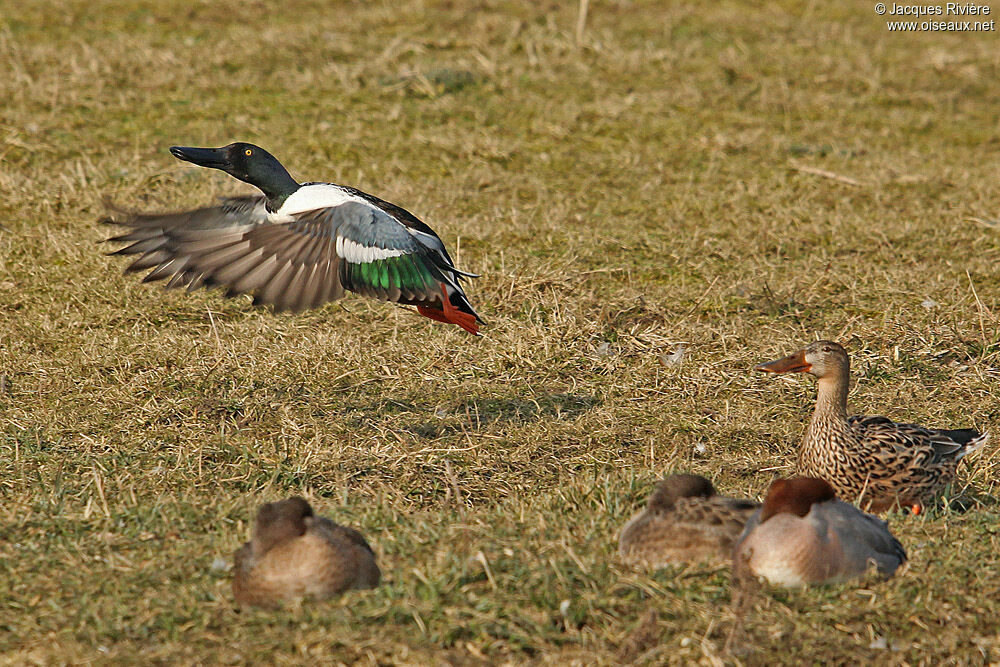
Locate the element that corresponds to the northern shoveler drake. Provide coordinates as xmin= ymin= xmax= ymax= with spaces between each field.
xmin=233 ymin=497 xmax=381 ymax=608
xmin=618 ymin=473 xmax=759 ymax=568
xmin=757 ymin=340 xmax=988 ymax=513
xmin=734 ymin=476 xmax=907 ymax=587
xmin=103 ymin=143 xmax=484 ymax=334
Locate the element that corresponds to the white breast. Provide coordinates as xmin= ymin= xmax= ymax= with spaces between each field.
xmin=750 ymin=554 xmax=810 ymax=587
xmin=270 ymin=183 xmax=369 ymax=221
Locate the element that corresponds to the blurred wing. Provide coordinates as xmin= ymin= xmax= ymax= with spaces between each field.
xmin=311 ymin=517 xmax=376 ymax=555
xmin=671 ymin=497 xmax=759 ymax=532
xmin=104 ymin=195 xmax=270 ymax=293
xmin=105 ymin=196 xmax=471 ymax=315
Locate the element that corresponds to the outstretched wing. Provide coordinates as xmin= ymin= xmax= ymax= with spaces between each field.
xmin=103 ymin=195 xmax=270 ymax=293
xmin=103 ymin=195 xmax=483 ymax=327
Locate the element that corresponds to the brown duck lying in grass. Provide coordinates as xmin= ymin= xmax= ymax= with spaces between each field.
xmin=233 ymin=497 xmax=381 ymax=608
xmin=734 ymin=476 xmax=907 ymax=587
xmin=758 ymin=340 xmax=989 ymax=513
xmin=619 ymin=473 xmax=759 ymax=567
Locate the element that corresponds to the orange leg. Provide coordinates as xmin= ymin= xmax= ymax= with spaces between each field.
xmin=415 ymin=283 xmax=480 ymax=335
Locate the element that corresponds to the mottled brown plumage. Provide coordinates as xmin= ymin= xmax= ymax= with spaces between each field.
xmin=734 ymin=477 xmax=907 ymax=587
xmin=618 ymin=473 xmax=759 ymax=567
xmin=757 ymin=340 xmax=989 ymax=513
xmin=233 ymin=497 xmax=380 ymax=608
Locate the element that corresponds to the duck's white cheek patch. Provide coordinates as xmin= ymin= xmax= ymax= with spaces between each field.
xmin=336 ymin=237 xmax=406 ymax=263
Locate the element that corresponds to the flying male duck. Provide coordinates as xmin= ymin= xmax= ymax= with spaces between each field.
xmin=757 ymin=340 xmax=988 ymax=513
xmin=104 ymin=143 xmax=484 ymax=334
xmin=618 ymin=473 xmax=760 ymax=568
xmin=233 ymin=496 xmax=381 ymax=607
xmin=734 ymin=476 xmax=907 ymax=587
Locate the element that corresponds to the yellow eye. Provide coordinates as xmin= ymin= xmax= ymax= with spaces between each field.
xmin=245 ymin=148 xmax=252 ymax=156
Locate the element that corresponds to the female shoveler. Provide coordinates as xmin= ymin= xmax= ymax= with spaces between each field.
xmin=734 ymin=476 xmax=906 ymax=587
xmin=103 ymin=143 xmax=484 ymax=334
xmin=619 ymin=473 xmax=759 ymax=567
xmin=757 ymin=340 xmax=988 ymax=513
xmin=233 ymin=497 xmax=381 ymax=608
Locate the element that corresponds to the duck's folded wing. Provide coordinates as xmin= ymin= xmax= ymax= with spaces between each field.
xmin=312 ymin=517 xmax=377 ymax=555
xmin=848 ymin=415 xmax=977 ymax=460
xmin=823 ymin=501 xmax=907 ymax=573
xmin=673 ymin=497 xmax=761 ymax=535
xmin=105 ymin=198 xmax=466 ymax=314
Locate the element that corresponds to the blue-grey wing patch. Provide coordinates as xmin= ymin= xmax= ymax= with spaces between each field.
xmin=328 ymin=201 xmax=453 ymax=304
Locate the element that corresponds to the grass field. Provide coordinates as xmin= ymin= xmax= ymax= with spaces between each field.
xmin=2 ymin=0 xmax=1000 ymax=663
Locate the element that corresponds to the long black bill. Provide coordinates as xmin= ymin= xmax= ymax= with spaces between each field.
xmin=169 ymin=146 xmax=230 ymax=169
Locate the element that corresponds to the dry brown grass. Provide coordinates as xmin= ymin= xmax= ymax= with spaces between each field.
xmin=2 ymin=0 xmax=1000 ymax=664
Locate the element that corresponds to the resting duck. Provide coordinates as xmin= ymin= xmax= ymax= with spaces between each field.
xmin=757 ymin=340 xmax=988 ymax=513
xmin=733 ymin=476 xmax=906 ymax=587
xmin=233 ymin=497 xmax=381 ymax=608
xmin=103 ymin=143 xmax=484 ymax=334
xmin=619 ymin=473 xmax=760 ymax=567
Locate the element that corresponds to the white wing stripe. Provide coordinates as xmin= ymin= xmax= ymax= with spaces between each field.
xmin=336 ymin=236 xmax=406 ymax=263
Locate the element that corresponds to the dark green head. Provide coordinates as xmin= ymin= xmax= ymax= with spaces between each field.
xmin=169 ymin=142 xmax=299 ymax=207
